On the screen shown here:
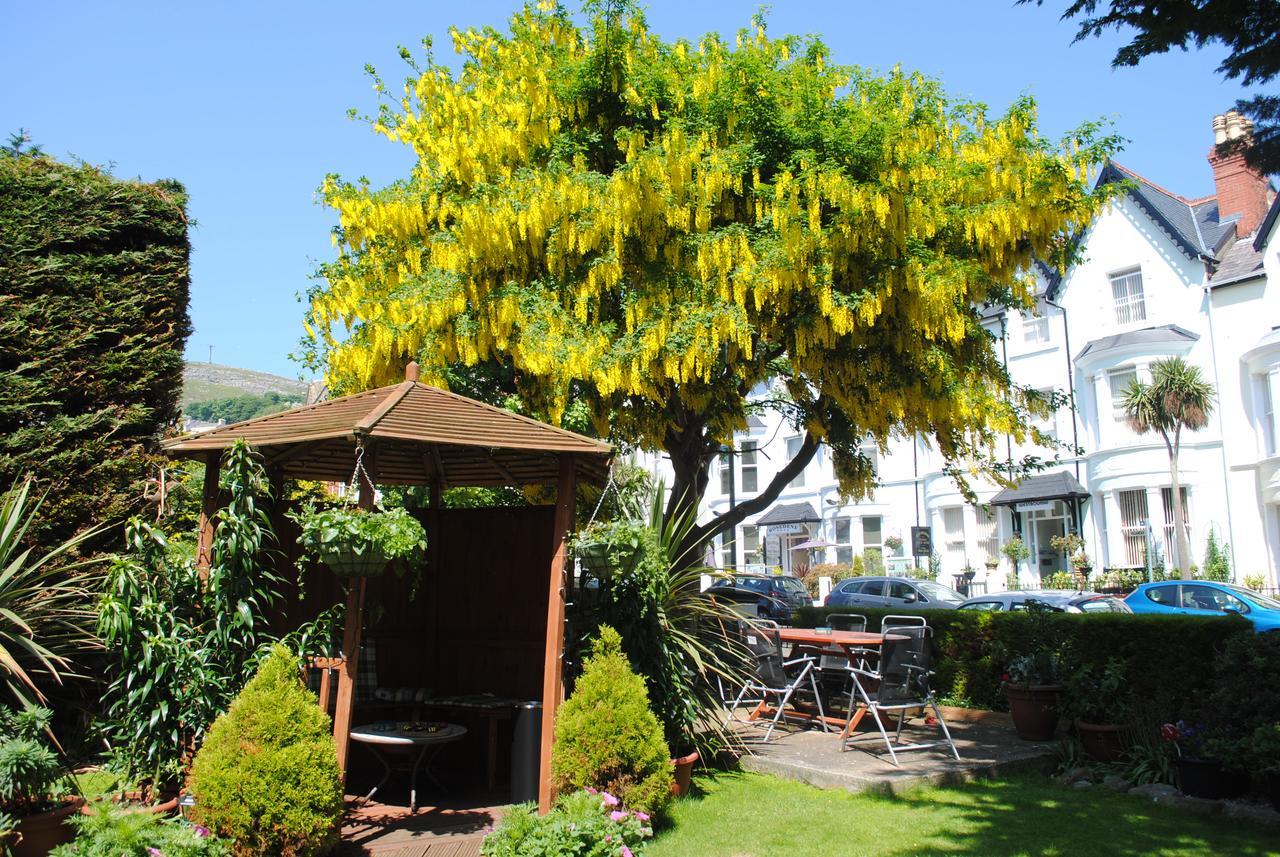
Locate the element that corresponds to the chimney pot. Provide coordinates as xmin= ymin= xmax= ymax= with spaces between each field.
xmin=1208 ymin=109 xmax=1274 ymax=237
xmin=405 ymin=361 xmax=420 ymax=382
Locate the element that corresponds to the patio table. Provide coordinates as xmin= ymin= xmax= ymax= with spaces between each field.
xmin=748 ymin=628 xmax=903 ymax=736
xmin=350 ymin=722 xmax=467 ymax=813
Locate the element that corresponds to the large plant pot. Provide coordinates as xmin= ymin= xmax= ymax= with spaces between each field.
xmin=11 ymin=797 xmax=84 ymax=857
xmin=670 ymin=750 xmax=699 ymax=797
xmin=1077 ymin=721 xmax=1126 ymax=762
xmin=1176 ymin=758 xmax=1247 ymax=800
xmin=320 ymin=545 xmax=388 ymax=577
xmin=1005 ymin=684 xmax=1061 ymax=741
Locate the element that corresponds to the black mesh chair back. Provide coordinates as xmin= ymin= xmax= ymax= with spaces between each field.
xmin=828 ymin=613 xmax=868 ymax=633
xmin=743 ymin=625 xmax=789 ymax=688
xmin=876 ymin=626 xmax=932 ymax=706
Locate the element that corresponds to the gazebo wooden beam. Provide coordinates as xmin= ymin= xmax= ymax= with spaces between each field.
xmin=332 ymin=444 xmax=377 ymax=781
xmin=538 ymin=453 xmax=576 ymax=814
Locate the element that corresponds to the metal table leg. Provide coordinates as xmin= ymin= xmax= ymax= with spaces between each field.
xmin=363 ymin=745 xmax=393 ymax=805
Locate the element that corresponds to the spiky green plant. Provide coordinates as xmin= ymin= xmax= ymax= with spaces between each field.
xmin=0 ymin=479 xmax=101 ymax=706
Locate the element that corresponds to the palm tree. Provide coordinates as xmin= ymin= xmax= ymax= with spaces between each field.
xmin=1121 ymin=357 xmax=1215 ymax=579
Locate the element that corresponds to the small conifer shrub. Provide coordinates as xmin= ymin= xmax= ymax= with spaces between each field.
xmin=551 ymin=625 xmax=673 ymax=815
xmin=187 ymin=645 xmax=342 ymax=857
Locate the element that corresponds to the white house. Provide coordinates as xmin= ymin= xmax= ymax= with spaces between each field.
xmin=642 ymin=111 xmax=1280 ymax=592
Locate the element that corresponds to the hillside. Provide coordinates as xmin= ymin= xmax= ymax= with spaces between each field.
xmin=182 ymin=362 xmax=310 ymax=407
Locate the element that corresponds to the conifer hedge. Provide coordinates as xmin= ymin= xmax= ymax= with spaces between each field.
xmin=0 ymin=150 xmax=191 ymax=550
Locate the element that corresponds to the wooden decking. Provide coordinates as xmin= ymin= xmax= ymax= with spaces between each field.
xmin=340 ymin=793 xmax=506 ymax=857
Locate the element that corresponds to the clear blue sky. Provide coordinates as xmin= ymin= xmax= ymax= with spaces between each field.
xmin=2 ymin=1 xmax=1250 ymax=379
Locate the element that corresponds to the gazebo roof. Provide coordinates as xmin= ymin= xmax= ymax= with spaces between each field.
xmin=163 ymin=366 xmax=612 ymax=487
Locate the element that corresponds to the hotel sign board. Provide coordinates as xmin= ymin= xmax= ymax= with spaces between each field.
xmin=1015 ymin=501 xmax=1056 ymax=513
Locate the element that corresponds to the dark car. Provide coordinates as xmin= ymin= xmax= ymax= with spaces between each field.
xmin=958 ymin=590 xmax=1132 ymax=613
xmin=824 ymin=576 xmax=964 ymax=610
xmin=705 ymin=574 xmax=812 ymax=621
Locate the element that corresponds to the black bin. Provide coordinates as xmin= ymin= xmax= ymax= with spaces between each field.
xmin=510 ymin=701 xmax=542 ymax=804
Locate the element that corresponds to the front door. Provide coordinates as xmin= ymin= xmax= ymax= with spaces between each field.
xmin=1034 ymin=518 xmax=1066 ymax=579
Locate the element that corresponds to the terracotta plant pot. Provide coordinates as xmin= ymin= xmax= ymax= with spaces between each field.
xmin=1076 ymin=721 xmax=1126 ymax=762
xmin=1176 ymin=758 xmax=1247 ymax=800
xmin=81 ymin=791 xmax=180 ymax=817
xmin=10 ymin=797 xmax=85 ymax=857
xmin=1004 ymin=684 xmax=1061 ymax=742
xmin=670 ymin=750 xmax=699 ymax=797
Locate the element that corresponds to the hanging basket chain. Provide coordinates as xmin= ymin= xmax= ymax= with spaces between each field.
xmin=345 ymin=441 xmax=374 ymax=506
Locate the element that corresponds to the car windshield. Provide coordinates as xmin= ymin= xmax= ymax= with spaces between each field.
xmin=735 ymin=577 xmax=771 ymax=594
xmin=775 ymin=577 xmax=808 ymax=593
xmin=1228 ymin=585 xmax=1280 ymax=610
xmin=915 ymin=581 xmax=965 ymax=604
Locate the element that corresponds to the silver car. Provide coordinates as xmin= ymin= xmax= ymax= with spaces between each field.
xmin=958 ymin=589 xmax=1132 ymax=613
xmin=824 ymin=576 xmax=965 ymax=610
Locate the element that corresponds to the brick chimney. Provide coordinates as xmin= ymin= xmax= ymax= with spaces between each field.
xmin=1208 ymin=110 xmax=1273 ymax=237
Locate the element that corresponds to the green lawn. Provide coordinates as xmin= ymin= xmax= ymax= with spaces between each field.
xmin=648 ymin=772 xmax=1279 ymax=857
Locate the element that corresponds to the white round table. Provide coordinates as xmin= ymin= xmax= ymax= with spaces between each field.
xmin=349 ymin=723 xmax=467 ymax=812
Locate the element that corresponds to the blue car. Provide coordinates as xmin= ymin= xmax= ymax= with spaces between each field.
xmin=1125 ymin=581 xmax=1280 ymax=631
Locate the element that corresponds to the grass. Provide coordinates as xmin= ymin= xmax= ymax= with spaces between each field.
xmin=648 ymin=772 xmax=1279 ymax=857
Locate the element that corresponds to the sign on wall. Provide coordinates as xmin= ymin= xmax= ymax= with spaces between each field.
xmin=1015 ymin=501 xmax=1056 ymax=513
xmin=911 ymin=526 xmax=933 ymax=558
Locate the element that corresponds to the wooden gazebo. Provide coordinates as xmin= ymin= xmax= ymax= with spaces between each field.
xmin=163 ymin=363 xmax=612 ymax=811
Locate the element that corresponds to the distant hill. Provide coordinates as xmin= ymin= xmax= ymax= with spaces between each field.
xmin=182 ymin=362 xmax=311 ymax=407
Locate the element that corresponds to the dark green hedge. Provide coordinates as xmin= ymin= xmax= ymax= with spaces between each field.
xmin=0 ymin=151 xmax=191 ymax=550
xmin=792 ymin=606 xmax=1252 ymax=713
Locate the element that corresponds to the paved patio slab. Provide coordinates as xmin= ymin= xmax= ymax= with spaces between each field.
xmin=735 ymin=708 xmax=1055 ymax=794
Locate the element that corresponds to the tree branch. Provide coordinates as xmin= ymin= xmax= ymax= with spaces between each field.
xmin=690 ymin=431 xmax=821 ymax=547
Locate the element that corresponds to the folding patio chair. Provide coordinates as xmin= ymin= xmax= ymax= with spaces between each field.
xmin=841 ymin=625 xmax=959 ymax=764
xmin=727 ymin=621 xmax=828 ymax=742
xmin=816 ymin=614 xmax=869 ymax=712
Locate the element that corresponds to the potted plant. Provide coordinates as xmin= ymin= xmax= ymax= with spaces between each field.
xmin=0 ymin=706 xmax=83 ymax=857
xmin=1064 ymin=659 xmax=1131 ymax=762
xmin=984 ymin=555 xmax=1000 ymax=571
xmin=1161 ymin=721 xmax=1247 ymax=800
xmin=571 ymin=518 xmax=648 ymax=579
xmin=1003 ymin=652 xmax=1062 ymax=741
xmin=1050 ymin=533 xmax=1091 ymax=577
xmin=292 ymin=503 xmax=427 ymax=578
xmin=884 ymin=534 xmax=903 ymax=557
xmin=1001 ymin=537 xmax=1031 ymax=568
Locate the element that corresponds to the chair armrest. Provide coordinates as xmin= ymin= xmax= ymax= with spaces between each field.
xmin=783 ymin=655 xmax=817 ymax=667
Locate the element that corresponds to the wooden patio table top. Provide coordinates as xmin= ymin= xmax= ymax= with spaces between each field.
xmin=774 ymin=628 xmax=894 ymax=647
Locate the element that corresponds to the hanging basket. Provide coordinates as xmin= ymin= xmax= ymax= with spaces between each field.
xmin=320 ymin=544 xmax=389 ymax=578
xmin=576 ymin=542 xmax=643 ymax=578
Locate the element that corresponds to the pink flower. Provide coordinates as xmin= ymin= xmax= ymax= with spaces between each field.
xmin=610 ymin=810 xmax=628 ymax=822
xmin=621 ymin=847 xmax=633 ymax=857
xmin=634 ymin=811 xmax=649 ymax=822
xmin=147 ymin=849 xmax=164 ymax=857
xmin=585 ymin=787 xmax=598 ymax=794
xmin=601 ymin=791 xmax=619 ymax=807
xmin=193 ymin=825 xmax=211 ymax=838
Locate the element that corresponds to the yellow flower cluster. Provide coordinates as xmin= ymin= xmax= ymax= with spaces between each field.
xmin=306 ymin=6 xmax=1109 ymax=492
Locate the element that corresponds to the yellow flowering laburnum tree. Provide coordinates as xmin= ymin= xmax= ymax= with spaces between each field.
xmin=304 ymin=2 xmax=1120 ymax=547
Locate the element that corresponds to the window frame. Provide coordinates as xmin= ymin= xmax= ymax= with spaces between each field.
xmin=1110 ymin=267 xmax=1147 ymax=325
xmin=785 ymin=435 xmax=806 ymax=487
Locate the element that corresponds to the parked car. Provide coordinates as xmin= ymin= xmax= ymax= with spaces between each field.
xmin=705 ymin=573 xmax=812 ymax=621
xmin=824 ymin=576 xmax=964 ymax=610
xmin=1125 ymin=581 xmax=1280 ymax=631
xmin=958 ymin=590 xmax=1132 ymax=613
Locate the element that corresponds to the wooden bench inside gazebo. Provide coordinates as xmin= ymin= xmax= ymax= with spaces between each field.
xmin=162 ymin=362 xmax=612 ymax=813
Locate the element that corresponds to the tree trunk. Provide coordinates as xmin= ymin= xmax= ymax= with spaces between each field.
xmin=1167 ymin=434 xmax=1191 ymax=580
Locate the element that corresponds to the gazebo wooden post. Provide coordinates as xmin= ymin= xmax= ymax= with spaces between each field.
xmin=333 ymin=445 xmax=377 ymax=782
xmin=195 ymin=451 xmax=222 ymax=580
xmin=538 ymin=454 xmax=576 ymax=814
